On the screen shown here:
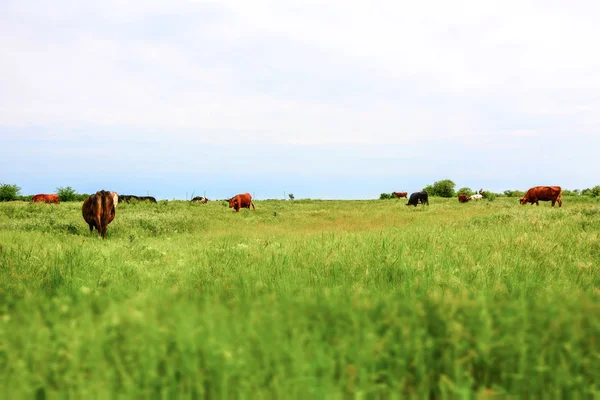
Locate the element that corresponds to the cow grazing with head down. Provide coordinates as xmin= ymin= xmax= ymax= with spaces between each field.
xmin=392 ymin=191 xmax=408 ymax=199
xmin=406 ymin=191 xmax=429 ymax=207
xmin=32 ymin=194 xmax=60 ymax=204
xmin=82 ymin=190 xmax=116 ymax=238
xmin=191 ymin=196 xmax=209 ymax=203
xmin=458 ymin=194 xmax=470 ymax=203
xmin=520 ymin=186 xmax=562 ymax=207
xmin=119 ymin=195 xmax=157 ymax=203
xmin=470 ymin=194 xmax=483 ymax=201
xmin=228 ymin=193 xmax=255 ymax=212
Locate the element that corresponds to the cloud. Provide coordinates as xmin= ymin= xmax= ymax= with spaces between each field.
xmin=1 ymin=0 xmax=599 ymax=147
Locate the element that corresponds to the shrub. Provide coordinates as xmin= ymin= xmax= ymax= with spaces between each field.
xmin=424 ymin=179 xmax=455 ymax=198
xmin=484 ymin=192 xmax=498 ymax=201
xmin=379 ymin=193 xmax=393 ymax=200
xmin=56 ymin=186 xmax=78 ymax=202
xmin=503 ymin=190 xmax=525 ymax=198
xmin=0 ymin=183 xmax=21 ymax=201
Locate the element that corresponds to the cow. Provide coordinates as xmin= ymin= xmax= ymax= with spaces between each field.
xmin=31 ymin=194 xmax=59 ymax=204
xmin=191 ymin=196 xmax=209 ymax=203
xmin=392 ymin=192 xmax=408 ymax=199
xmin=119 ymin=195 xmax=157 ymax=203
xmin=406 ymin=191 xmax=429 ymax=207
xmin=470 ymin=194 xmax=483 ymax=201
xmin=458 ymin=194 xmax=470 ymax=203
xmin=82 ymin=190 xmax=116 ymax=238
xmin=228 ymin=193 xmax=255 ymax=212
xmin=137 ymin=196 xmax=157 ymax=203
xmin=520 ymin=186 xmax=562 ymax=207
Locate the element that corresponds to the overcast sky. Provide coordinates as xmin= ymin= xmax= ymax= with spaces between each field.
xmin=1 ymin=1 xmax=599 ymax=199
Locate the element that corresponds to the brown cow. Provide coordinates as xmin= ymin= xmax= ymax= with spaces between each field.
xmin=228 ymin=193 xmax=255 ymax=212
xmin=458 ymin=194 xmax=470 ymax=203
xmin=392 ymin=192 xmax=408 ymax=199
xmin=520 ymin=186 xmax=562 ymax=207
xmin=32 ymin=194 xmax=60 ymax=204
xmin=82 ymin=190 xmax=116 ymax=238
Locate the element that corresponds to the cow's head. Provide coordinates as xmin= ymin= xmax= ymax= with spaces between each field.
xmin=227 ymin=197 xmax=237 ymax=208
xmin=519 ymin=197 xmax=526 ymax=205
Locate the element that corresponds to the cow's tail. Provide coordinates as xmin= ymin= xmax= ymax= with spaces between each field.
xmin=100 ymin=191 xmax=107 ymax=238
xmin=251 ymin=201 xmax=255 ymax=210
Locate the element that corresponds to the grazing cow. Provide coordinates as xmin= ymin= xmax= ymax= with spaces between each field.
xmin=228 ymin=193 xmax=255 ymax=212
xmin=470 ymin=194 xmax=483 ymax=201
xmin=392 ymin=191 xmax=408 ymax=199
xmin=119 ymin=195 xmax=157 ymax=203
xmin=406 ymin=191 xmax=429 ymax=207
xmin=82 ymin=190 xmax=116 ymax=238
xmin=520 ymin=186 xmax=562 ymax=207
xmin=32 ymin=194 xmax=60 ymax=204
xmin=191 ymin=196 xmax=209 ymax=203
xmin=137 ymin=196 xmax=157 ymax=203
xmin=458 ymin=194 xmax=470 ymax=203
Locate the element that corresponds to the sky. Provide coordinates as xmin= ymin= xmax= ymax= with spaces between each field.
xmin=1 ymin=1 xmax=599 ymax=200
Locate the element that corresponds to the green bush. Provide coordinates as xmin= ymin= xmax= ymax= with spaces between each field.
xmin=484 ymin=192 xmax=498 ymax=201
xmin=424 ymin=179 xmax=455 ymax=198
xmin=379 ymin=193 xmax=393 ymax=200
xmin=56 ymin=186 xmax=78 ymax=202
xmin=503 ymin=190 xmax=525 ymax=198
xmin=0 ymin=183 xmax=21 ymax=201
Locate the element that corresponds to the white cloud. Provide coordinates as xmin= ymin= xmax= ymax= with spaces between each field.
xmin=0 ymin=0 xmax=599 ymax=148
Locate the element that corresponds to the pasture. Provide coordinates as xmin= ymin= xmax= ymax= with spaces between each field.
xmin=1 ymin=197 xmax=599 ymax=397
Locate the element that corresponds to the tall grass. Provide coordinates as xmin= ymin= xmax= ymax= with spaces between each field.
xmin=1 ymin=198 xmax=599 ymax=397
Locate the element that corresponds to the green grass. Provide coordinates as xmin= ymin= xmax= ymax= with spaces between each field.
xmin=1 ymin=197 xmax=599 ymax=398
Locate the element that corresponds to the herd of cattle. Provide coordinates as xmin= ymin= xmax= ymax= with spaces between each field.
xmin=26 ymin=186 xmax=563 ymax=239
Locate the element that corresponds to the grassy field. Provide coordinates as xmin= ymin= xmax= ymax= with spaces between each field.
xmin=1 ymin=197 xmax=599 ymax=398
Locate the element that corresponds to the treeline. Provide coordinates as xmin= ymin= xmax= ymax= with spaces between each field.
xmin=380 ymin=179 xmax=600 ymax=200
xmin=0 ymin=184 xmax=90 ymax=202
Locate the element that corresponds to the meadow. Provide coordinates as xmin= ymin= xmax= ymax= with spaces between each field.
xmin=1 ymin=197 xmax=599 ymax=398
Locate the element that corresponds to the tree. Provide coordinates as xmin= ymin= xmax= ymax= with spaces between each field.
xmin=425 ymin=179 xmax=456 ymax=198
xmin=56 ymin=186 xmax=78 ymax=202
xmin=582 ymin=188 xmax=593 ymax=196
xmin=457 ymin=187 xmax=474 ymax=197
xmin=0 ymin=183 xmax=21 ymax=201
xmin=592 ymin=185 xmax=600 ymax=197
xmin=288 ymin=193 xmax=295 ymax=200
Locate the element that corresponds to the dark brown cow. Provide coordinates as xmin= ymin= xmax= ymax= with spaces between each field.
xmin=458 ymin=194 xmax=470 ymax=203
xmin=406 ymin=191 xmax=429 ymax=207
xmin=228 ymin=193 xmax=255 ymax=212
xmin=32 ymin=194 xmax=59 ymax=204
xmin=82 ymin=190 xmax=116 ymax=238
xmin=520 ymin=186 xmax=562 ymax=207
xmin=392 ymin=191 xmax=408 ymax=199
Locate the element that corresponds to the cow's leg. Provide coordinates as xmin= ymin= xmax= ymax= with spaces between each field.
xmin=551 ymin=199 xmax=556 ymax=207
xmin=558 ymin=198 xmax=562 ymax=207
xmin=94 ymin=216 xmax=102 ymax=237
xmin=89 ymin=224 xmax=94 ymax=233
